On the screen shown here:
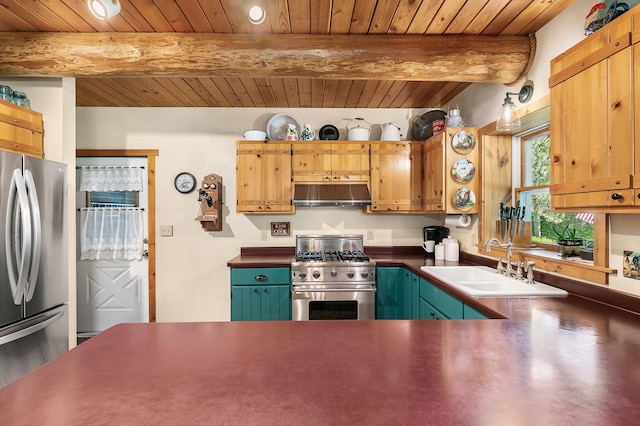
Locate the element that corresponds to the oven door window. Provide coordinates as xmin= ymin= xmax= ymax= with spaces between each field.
xmin=308 ymin=301 xmax=358 ymax=320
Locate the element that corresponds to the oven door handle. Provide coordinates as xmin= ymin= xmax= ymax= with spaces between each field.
xmin=292 ymin=288 xmax=377 ymax=293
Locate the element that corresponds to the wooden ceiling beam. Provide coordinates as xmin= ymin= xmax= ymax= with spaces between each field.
xmin=0 ymin=32 xmax=534 ymax=84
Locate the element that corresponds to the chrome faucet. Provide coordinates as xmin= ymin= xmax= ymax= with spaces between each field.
xmin=486 ymin=238 xmax=514 ymax=276
xmin=526 ymin=261 xmax=536 ymax=284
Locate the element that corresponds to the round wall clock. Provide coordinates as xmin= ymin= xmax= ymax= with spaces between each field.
xmin=174 ymin=172 xmax=197 ymax=194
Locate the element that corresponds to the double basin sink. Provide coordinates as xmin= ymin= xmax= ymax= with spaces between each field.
xmin=420 ymin=265 xmax=568 ymax=297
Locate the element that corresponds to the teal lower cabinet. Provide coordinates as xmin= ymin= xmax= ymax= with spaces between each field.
xmin=376 ymin=267 xmax=491 ymax=321
xmin=419 ymin=277 xmax=464 ymax=320
xmin=375 ymin=267 xmax=403 ymax=319
xmin=409 ymin=271 xmax=420 ymax=320
xmin=230 ymin=267 xmax=291 ymax=321
xmin=376 ymin=267 xmax=420 ymax=319
xmin=463 ymin=304 xmax=490 ymax=319
xmin=419 ymin=297 xmax=449 ymax=320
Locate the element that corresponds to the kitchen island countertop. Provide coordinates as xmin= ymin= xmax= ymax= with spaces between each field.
xmin=2 ymin=251 xmax=640 ymax=424
xmin=1 ymin=316 xmax=640 ymax=425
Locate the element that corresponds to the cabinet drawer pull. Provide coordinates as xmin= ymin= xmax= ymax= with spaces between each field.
xmin=611 ymin=193 xmax=623 ymax=200
xmin=254 ymin=275 xmax=268 ymax=282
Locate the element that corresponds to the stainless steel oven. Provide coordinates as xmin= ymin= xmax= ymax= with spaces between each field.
xmin=291 ymin=235 xmax=376 ymax=321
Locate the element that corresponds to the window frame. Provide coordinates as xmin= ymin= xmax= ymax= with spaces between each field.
xmin=478 ymin=99 xmax=614 ymax=285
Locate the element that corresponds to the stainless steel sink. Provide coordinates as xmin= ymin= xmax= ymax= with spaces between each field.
xmin=420 ymin=265 xmax=568 ymax=297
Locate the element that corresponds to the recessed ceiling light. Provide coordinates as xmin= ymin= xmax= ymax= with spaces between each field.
xmin=248 ymin=5 xmax=266 ymax=25
xmin=87 ymin=0 xmax=121 ymax=20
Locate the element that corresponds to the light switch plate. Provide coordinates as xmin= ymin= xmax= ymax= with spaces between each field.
xmin=160 ymin=225 xmax=173 ymax=237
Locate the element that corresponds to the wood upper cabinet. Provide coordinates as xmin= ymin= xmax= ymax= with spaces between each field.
xmin=292 ymin=142 xmax=369 ymax=183
xmin=423 ymin=128 xmax=479 ymax=214
xmin=549 ymin=10 xmax=637 ymax=211
xmin=0 ymin=100 xmax=44 ymax=158
xmin=369 ymin=142 xmax=422 ymax=212
xmin=236 ymin=141 xmax=294 ymax=214
xmin=422 ymin=137 xmax=445 ymax=212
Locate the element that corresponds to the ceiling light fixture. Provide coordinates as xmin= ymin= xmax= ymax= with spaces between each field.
xmin=87 ymin=0 xmax=121 ymax=20
xmin=496 ymin=80 xmax=534 ymax=131
xmin=248 ymin=5 xmax=266 ymax=25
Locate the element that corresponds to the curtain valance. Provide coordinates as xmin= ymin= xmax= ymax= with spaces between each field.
xmin=79 ymin=166 xmax=144 ymax=192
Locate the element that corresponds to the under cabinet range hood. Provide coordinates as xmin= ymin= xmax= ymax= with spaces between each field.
xmin=293 ymin=184 xmax=372 ymax=207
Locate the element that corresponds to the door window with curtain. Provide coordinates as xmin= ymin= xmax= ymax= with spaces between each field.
xmin=515 ymin=127 xmax=595 ymax=250
xmin=78 ymin=166 xmax=145 ymax=260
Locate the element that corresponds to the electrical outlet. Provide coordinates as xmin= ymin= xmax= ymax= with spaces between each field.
xmin=160 ymin=225 xmax=173 ymax=237
xmin=367 ymin=229 xmax=374 ymax=240
xmin=260 ymin=230 xmax=268 ymax=241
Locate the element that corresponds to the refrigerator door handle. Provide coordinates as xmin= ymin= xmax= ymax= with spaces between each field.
xmin=0 ymin=309 xmax=64 ymax=346
xmin=24 ymin=169 xmax=41 ymax=302
xmin=5 ymin=169 xmax=32 ymax=305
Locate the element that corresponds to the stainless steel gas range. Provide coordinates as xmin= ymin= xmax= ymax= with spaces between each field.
xmin=291 ymin=234 xmax=376 ymax=320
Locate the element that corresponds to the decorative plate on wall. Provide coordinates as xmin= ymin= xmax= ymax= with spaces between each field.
xmin=452 ymin=187 xmax=476 ymax=211
xmin=451 ymin=130 xmax=476 ymax=154
xmin=451 ymin=159 xmax=475 ymax=183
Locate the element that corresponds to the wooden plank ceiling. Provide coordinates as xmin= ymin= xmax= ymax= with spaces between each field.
xmin=0 ymin=0 xmax=575 ymax=108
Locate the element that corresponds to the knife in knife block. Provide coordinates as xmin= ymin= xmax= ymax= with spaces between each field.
xmin=495 ymin=221 xmax=533 ymax=247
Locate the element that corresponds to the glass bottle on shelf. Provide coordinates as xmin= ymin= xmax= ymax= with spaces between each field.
xmin=0 ymin=85 xmax=12 ymax=102
xmin=11 ymin=91 xmax=31 ymax=109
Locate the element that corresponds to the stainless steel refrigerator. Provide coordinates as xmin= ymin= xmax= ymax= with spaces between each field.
xmin=0 ymin=151 xmax=68 ymax=388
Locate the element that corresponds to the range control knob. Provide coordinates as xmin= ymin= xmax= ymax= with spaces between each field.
xmin=347 ymin=270 xmax=355 ymax=279
xmin=360 ymin=271 xmax=369 ymax=279
xmin=312 ymin=270 xmax=321 ymax=279
xmin=298 ymin=271 xmax=307 ymax=279
xmin=330 ymin=268 xmax=338 ymax=277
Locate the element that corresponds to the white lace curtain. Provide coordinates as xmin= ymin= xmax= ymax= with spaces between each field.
xmin=80 ymin=208 xmax=145 ymax=260
xmin=79 ymin=166 xmax=144 ymax=192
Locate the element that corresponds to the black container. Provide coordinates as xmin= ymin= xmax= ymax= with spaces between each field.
xmin=423 ymin=226 xmax=449 ymax=244
xmin=319 ymin=124 xmax=339 ymax=140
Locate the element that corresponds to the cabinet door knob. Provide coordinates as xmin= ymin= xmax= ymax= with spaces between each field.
xmin=611 ymin=193 xmax=623 ymax=200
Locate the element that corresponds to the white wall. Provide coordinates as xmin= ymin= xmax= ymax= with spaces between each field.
xmin=450 ymin=1 xmax=640 ymax=296
xmin=76 ymin=107 xmax=445 ymax=322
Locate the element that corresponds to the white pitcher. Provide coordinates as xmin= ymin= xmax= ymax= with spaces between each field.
xmin=381 ymin=122 xmax=402 ymax=141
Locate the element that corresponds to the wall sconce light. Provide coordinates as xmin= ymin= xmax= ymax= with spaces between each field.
xmin=87 ymin=0 xmax=121 ymax=20
xmin=496 ymin=80 xmax=534 ymax=131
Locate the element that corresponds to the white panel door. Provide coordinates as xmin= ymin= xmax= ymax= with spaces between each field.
xmin=76 ymin=157 xmax=148 ymax=335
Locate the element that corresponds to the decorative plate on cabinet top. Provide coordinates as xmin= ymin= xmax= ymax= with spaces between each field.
xmin=267 ymin=113 xmax=301 ymax=141
xmin=451 ymin=130 xmax=476 ymax=154
xmin=452 ymin=187 xmax=476 ymax=211
xmin=451 ymin=159 xmax=475 ymax=184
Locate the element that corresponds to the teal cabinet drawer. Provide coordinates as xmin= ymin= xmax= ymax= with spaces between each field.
xmin=463 ymin=305 xmax=490 ymax=319
xmin=419 ymin=277 xmax=437 ymax=301
xmin=231 ymin=267 xmax=290 ymax=285
xmin=419 ymin=277 xmax=463 ymax=320
xmin=432 ymin=287 xmax=464 ymax=319
xmin=419 ymin=297 xmax=449 ymax=320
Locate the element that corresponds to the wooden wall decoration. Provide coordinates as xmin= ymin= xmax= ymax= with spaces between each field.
xmin=195 ymin=173 xmax=223 ymax=231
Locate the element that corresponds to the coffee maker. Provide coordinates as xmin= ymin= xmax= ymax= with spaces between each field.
xmin=423 ymin=226 xmax=449 ymax=244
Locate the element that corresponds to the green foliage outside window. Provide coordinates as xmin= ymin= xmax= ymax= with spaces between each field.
xmin=521 ymin=133 xmax=594 ymax=246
